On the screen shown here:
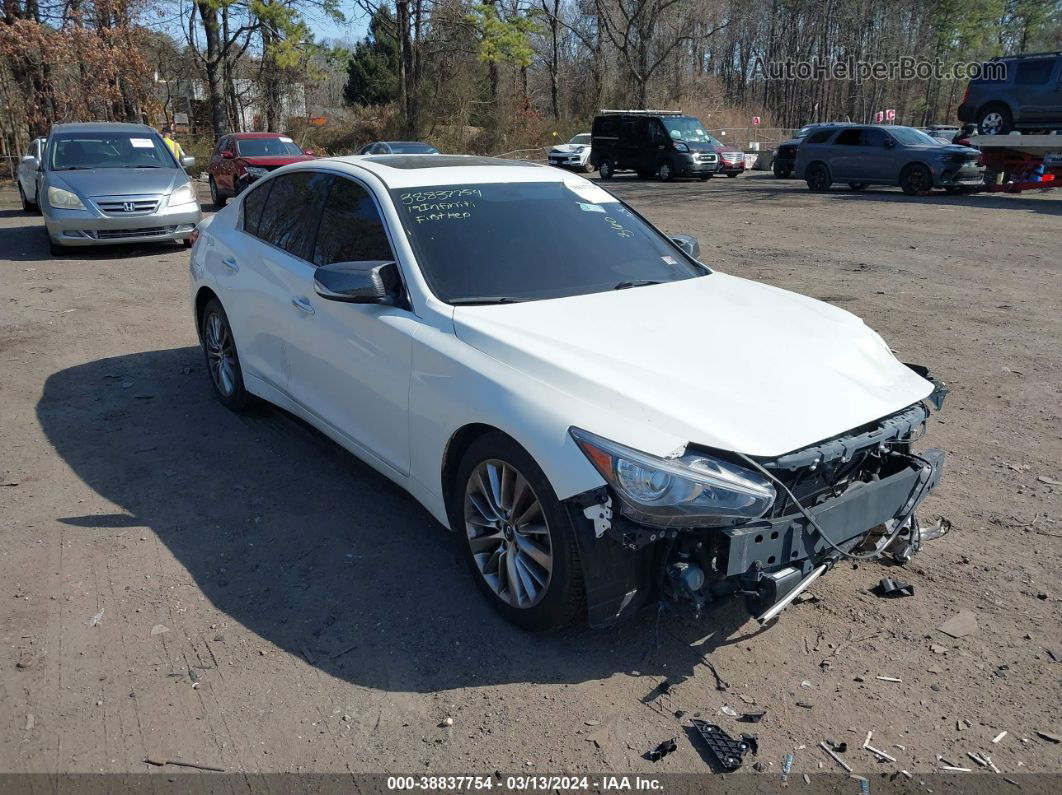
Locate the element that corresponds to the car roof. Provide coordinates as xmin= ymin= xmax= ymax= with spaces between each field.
xmin=50 ymin=122 xmax=156 ymax=135
xmin=231 ymin=132 xmax=293 ymax=139
xmin=313 ymin=154 xmax=560 ymax=189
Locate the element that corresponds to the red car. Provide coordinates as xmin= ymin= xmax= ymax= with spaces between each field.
xmin=712 ymin=140 xmax=747 ymax=177
xmin=207 ymin=133 xmax=315 ymax=207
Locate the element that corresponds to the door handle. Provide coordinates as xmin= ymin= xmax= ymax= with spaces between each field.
xmin=222 ymin=256 xmax=238 ymax=272
xmin=291 ymin=296 xmax=315 ymax=315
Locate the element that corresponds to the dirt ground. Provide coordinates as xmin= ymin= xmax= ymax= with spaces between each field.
xmin=1 ymin=173 xmax=1060 ymax=784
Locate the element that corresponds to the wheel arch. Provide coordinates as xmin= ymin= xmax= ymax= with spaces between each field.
xmin=803 ymin=159 xmax=830 ymax=179
xmin=440 ymin=423 xmax=526 ymax=531
xmin=194 ymin=286 xmax=220 ymax=341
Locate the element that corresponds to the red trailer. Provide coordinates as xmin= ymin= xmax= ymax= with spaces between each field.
xmin=972 ymin=135 xmax=1061 ymax=193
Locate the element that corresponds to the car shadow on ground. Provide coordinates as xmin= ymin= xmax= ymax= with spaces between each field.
xmin=38 ymin=347 xmax=762 ymax=694
xmin=0 ymin=219 xmax=190 ymax=262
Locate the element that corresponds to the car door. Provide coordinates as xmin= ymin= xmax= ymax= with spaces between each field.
xmin=828 ymin=127 xmax=864 ymax=180
xmin=284 ymin=174 xmax=416 ymax=476
xmin=18 ymin=138 xmax=42 ymax=200
xmin=218 ymin=171 xmax=332 ymax=396
xmin=1013 ymin=58 xmax=1059 ymax=122
xmin=860 ymin=127 xmax=896 ymax=183
xmin=219 ymin=137 xmax=238 ymax=194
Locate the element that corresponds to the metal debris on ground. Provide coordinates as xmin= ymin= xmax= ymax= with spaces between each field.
xmin=1036 ymin=730 xmax=1060 ymax=743
xmin=690 ymin=720 xmax=754 ymax=771
xmin=143 ymin=758 xmax=225 ymax=772
xmin=818 ymin=741 xmax=853 ymax=772
xmin=645 ymin=737 xmax=677 ymax=762
xmin=876 ymin=676 xmax=902 ymax=682
xmin=992 ymin=730 xmax=1007 ymax=744
xmin=796 ymin=701 xmax=814 ymax=709
xmin=873 ymin=577 xmax=914 ymax=598
xmin=739 ymin=710 xmax=766 ymax=723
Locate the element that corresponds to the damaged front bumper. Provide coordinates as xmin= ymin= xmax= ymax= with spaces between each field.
xmin=566 ymin=372 xmax=949 ymax=628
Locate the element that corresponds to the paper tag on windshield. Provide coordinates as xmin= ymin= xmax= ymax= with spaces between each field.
xmin=280 ymin=136 xmax=294 ymax=143
xmin=130 ymin=138 xmax=154 ymax=148
xmin=578 ymin=202 xmax=605 ymax=213
xmin=564 ymin=178 xmax=618 ymax=204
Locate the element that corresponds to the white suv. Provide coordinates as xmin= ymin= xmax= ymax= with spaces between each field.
xmin=189 ymin=154 xmax=948 ymax=630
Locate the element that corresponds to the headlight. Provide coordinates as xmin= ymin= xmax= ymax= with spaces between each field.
xmin=47 ymin=186 xmax=85 ymax=210
xmin=244 ymin=166 xmax=269 ymax=177
xmin=673 ymin=142 xmax=690 ymax=152
xmin=570 ymin=428 xmax=775 ymax=527
xmin=169 ymin=185 xmax=196 ymax=206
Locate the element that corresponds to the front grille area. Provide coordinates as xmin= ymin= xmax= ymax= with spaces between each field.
xmin=94 ymin=197 xmax=161 ymax=216
xmin=89 ymin=226 xmax=175 ymax=240
xmin=776 ymin=145 xmax=797 ymax=159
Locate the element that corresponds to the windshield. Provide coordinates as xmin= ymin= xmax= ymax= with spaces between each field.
xmin=888 ymin=127 xmax=941 ymax=146
xmin=391 ymin=180 xmax=705 ymax=303
xmin=570 ymin=134 xmax=591 ymax=145
xmin=389 ymin=142 xmax=439 ymax=154
xmin=236 ymin=137 xmax=304 ymax=157
xmin=662 ymin=116 xmax=712 ymax=144
xmin=49 ymin=132 xmax=175 ymax=170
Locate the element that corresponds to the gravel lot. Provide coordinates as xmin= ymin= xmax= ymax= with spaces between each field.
xmin=1 ymin=173 xmax=1059 ymax=784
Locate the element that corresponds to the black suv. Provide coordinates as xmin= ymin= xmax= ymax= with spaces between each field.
xmin=958 ymin=52 xmax=1062 ymax=134
xmin=590 ymin=111 xmax=719 ymax=180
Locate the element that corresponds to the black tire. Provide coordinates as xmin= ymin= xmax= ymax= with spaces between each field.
xmin=18 ymin=182 xmax=33 ymax=212
xmin=900 ymin=163 xmax=931 ymax=196
xmin=977 ymin=105 xmax=1013 ymax=136
xmin=199 ymin=298 xmax=251 ymax=411
xmin=805 ymin=162 xmax=832 ymax=192
xmin=598 ymin=158 xmax=614 ymax=180
xmin=48 ymin=238 xmax=65 ymax=257
xmin=848 ymin=182 xmax=868 ymax=190
xmin=451 ymin=432 xmax=584 ymax=631
xmin=773 ymin=163 xmax=792 ymax=179
xmin=209 ymin=177 xmax=226 ymax=209
xmin=656 ymin=160 xmax=674 ymax=181
xmin=582 ymin=161 xmax=595 ymax=174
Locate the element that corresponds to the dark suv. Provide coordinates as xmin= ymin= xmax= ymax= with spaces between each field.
xmin=958 ymin=52 xmax=1062 ymax=135
xmin=591 ymin=111 xmax=719 ymax=180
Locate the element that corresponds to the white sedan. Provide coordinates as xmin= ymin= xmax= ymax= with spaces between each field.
xmin=548 ymin=133 xmax=594 ymax=172
xmin=189 ymin=154 xmax=948 ymax=630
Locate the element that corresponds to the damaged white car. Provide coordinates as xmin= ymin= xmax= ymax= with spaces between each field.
xmin=548 ymin=133 xmax=595 ymax=172
xmin=189 ymin=155 xmax=948 ymax=630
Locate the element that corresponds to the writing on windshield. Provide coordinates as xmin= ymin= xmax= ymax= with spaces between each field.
xmin=391 ymin=181 xmax=705 ymax=303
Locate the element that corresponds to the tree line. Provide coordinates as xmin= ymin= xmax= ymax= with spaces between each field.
xmin=2 ymin=0 xmax=1060 ymax=157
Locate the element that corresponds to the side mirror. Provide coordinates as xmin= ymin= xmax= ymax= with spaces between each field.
xmin=180 ymin=155 xmax=196 ymax=168
xmin=220 ymin=150 xmax=234 ymax=159
xmin=671 ymin=234 xmax=700 ymax=260
xmin=315 ymin=260 xmax=399 ymax=304
xmin=21 ymin=155 xmax=37 ymax=163
xmin=303 ymin=148 xmax=316 ymax=156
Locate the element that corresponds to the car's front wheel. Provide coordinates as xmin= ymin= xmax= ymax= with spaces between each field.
xmin=773 ymin=163 xmax=792 ymax=178
xmin=900 ymin=164 xmax=931 ymax=196
xmin=657 ymin=160 xmax=674 ymax=181
xmin=209 ymin=177 xmax=226 ymax=209
xmin=453 ymin=432 xmax=584 ymax=631
xmin=598 ymin=159 xmax=614 ymax=179
xmin=18 ymin=182 xmax=36 ymax=213
xmin=200 ymin=298 xmax=250 ymax=411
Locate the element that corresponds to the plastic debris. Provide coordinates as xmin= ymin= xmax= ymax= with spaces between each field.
xmin=781 ymin=752 xmax=794 ymax=782
xmin=992 ymin=731 xmax=1007 ymax=744
xmin=645 ymin=737 xmax=677 ymax=762
xmin=690 ymin=720 xmax=753 ymax=771
xmin=739 ymin=711 xmax=766 ymax=723
xmin=873 ymin=577 xmax=914 ymax=598
xmin=876 ymin=676 xmax=902 ymax=682
xmin=938 ymin=611 xmax=978 ymax=638
xmin=720 ymin=705 xmax=739 ymax=717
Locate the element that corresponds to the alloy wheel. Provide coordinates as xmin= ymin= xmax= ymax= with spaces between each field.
xmin=464 ymin=459 xmax=553 ymax=609
xmin=204 ymin=311 xmax=237 ymax=397
xmin=981 ymin=112 xmax=1003 ymax=135
xmin=658 ymin=162 xmax=672 ymax=181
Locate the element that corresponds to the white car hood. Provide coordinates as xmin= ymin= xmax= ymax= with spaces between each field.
xmin=551 ymin=144 xmax=588 ymax=154
xmin=453 ymin=273 xmax=933 ymax=458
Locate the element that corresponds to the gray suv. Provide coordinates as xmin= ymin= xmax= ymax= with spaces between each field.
xmin=958 ymin=52 xmax=1062 ymax=135
xmin=795 ymin=125 xmax=984 ymax=195
xmin=37 ymin=122 xmax=201 ymax=255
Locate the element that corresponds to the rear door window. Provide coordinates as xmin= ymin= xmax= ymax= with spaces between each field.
xmin=242 ymin=180 xmax=272 ymax=236
xmin=835 ymin=129 xmax=863 ymax=146
xmin=1015 ymin=59 xmax=1054 ymax=85
xmin=862 ymin=128 xmax=888 ymax=147
xmin=255 ymin=171 xmax=332 ymax=259
xmin=312 ymin=178 xmax=395 ymax=266
xmin=805 ymin=130 xmax=834 ymax=144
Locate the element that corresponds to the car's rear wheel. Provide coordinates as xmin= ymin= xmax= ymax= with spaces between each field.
xmin=18 ymin=182 xmax=36 ymax=213
xmin=806 ymin=163 xmax=832 ymax=191
xmin=848 ymin=182 xmax=868 ymax=190
xmin=209 ymin=177 xmax=227 ymax=209
xmin=453 ymin=432 xmax=584 ymax=631
xmin=977 ymin=105 xmax=1012 ymax=136
xmin=900 ymin=164 xmax=931 ymax=196
xmin=657 ymin=160 xmax=674 ymax=181
xmin=598 ymin=159 xmax=614 ymax=180
xmin=200 ymin=298 xmax=250 ymax=411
